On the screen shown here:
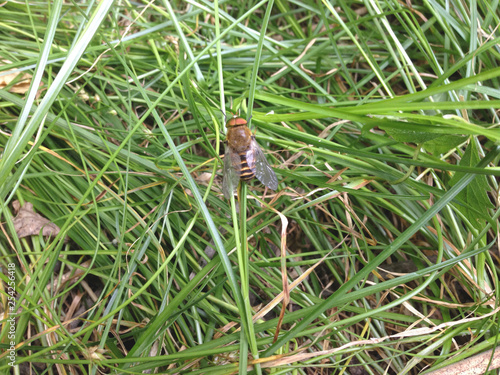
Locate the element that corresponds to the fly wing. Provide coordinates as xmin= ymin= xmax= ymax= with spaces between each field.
xmin=222 ymin=146 xmax=241 ymax=199
xmin=252 ymin=139 xmax=278 ymax=190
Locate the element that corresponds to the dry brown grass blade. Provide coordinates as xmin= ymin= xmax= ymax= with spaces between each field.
xmin=253 ymin=238 xmax=346 ymax=323
xmin=244 ymin=306 xmax=500 ymax=372
xmin=426 ymin=346 xmax=500 ymax=375
xmin=212 ymin=239 xmax=344 ymax=341
xmin=273 ymin=209 xmax=289 ymax=343
xmin=427 ymin=226 xmax=496 ymax=307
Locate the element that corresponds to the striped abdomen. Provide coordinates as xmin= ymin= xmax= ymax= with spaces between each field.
xmin=237 ymin=150 xmax=256 ymax=181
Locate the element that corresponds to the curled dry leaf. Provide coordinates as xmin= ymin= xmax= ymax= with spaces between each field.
xmin=12 ymin=201 xmax=68 ymax=242
xmin=0 ymin=60 xmax=32 ymax=94
xmin=195 ymin=172 xmax=213 ymax=184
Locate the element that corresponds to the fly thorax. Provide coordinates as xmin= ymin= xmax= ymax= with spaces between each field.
xmin=228 ymin=126 xmax=253 ymax=152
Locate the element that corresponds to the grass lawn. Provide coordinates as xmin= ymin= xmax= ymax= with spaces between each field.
xmin=1 ymin=0 xmax=500 ymax=374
